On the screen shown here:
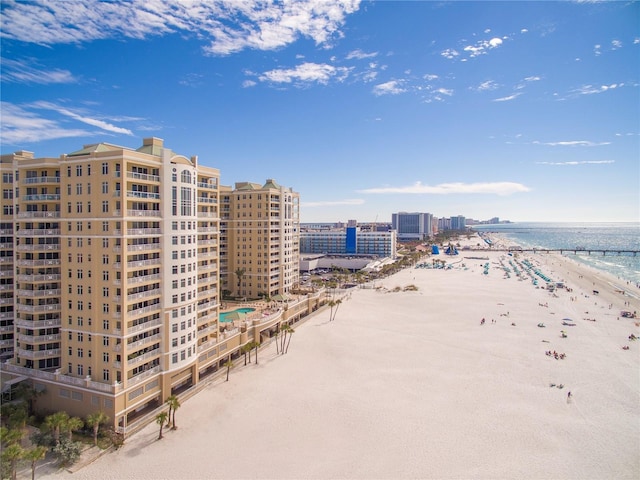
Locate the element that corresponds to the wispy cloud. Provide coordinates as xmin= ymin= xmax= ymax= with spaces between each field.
xmin=492 ymin=92 xmax=522 ymax=102
xmin=471 ymin=80 xmax=499 ymax=92
xmin=358 ymin=181 xmax=531 ymax=196
xmin=346 ymin=49 xmax=378 ymax=60
xmin=0 ymin=101 xmax=135 ymax=145
xmin=1 ymin=58 xmax=78 ymax=84
xmin=569 ymin=83 xmax=623 ymax=96
xmin=31 ymin=101 xmax=133 ymax=135
xmin=302 ymin=198 xmax=365 ymax=207
xmin=1 ymin=102 xmax=90 ymax=144
xmin=443 ymin=36 xmax=506 ymax=61
xmin=373 ymin=80 xmax=406 ymax=96
xmin=536 ymin=160 xmax=615 ymax=165
xmin=1 ymin=0 xmax=361 ymax=56
xmin=534 ymin=140 xmax=611 ymax=147
xmin=257 ymin=62 xmax=350 ymax=86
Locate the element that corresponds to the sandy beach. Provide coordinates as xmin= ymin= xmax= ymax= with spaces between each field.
xmin=37 ymin=237 xmax=640 ymax=480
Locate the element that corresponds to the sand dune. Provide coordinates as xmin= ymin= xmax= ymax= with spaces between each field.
xmin=40 ymin=242 xmax=640 ymax=480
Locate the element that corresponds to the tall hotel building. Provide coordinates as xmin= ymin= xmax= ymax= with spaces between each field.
xmin=220 ymin=180 xmax=300 ymax=300
xmin=0 ymin=138 xmax=298 ymax=431
xmin=391 ymin=212 xmax=434 ymax=241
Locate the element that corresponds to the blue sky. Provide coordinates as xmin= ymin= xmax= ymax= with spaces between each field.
xmin=1 ymin=0 xmax=638 ymax=223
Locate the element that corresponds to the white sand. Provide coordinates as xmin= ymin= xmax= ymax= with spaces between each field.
xmin=40 ymin=244 xmax=640 ymax=480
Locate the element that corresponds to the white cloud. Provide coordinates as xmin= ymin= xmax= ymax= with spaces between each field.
xmin=492 ymin=93 xmax=522 ymax=102
xmin=423 ymin=74 xmax=439 ymax=81
xmin=302 ymin=198 xmax=365 ymax=207
xmin=258 ymin=62 xmax=350 ymax=85
xmin=1 ymin=0 xmax=361 ymax=55
xmin=536 ymin=160 xmax=615 ymax=165
xmin=521 ymin=28 xmax=528 ymax=34
xmin=373 ymin=80 xmax=406 ymax=96
xmin=472 ymin=80 xmax=499 ymax=92
xmin=31 ymin=101 xmax=133 ymax=135
xmin=571 ymin=83 xmax=621 ymax=95
xmin=358 ymin=181 xmax=531 ymax=196
xmin=0 ymin=102 xmax=91 ymax=144
xmin=440 ymin=48 xmax=459 ymax=59
xmin=534 ymin=140 xmax=611 ymax=147
xmin=611 ymin=40 xmax=622 ymax=50
xmin=594 ymin=44 xmax=602 ymax=56
xmin=346 ymin=49 xmax=378 ymax=60
xmin=1 ymin=58 xmax=77 ymax=84
xmin=242 ymin=80 xmax=257 ymax=88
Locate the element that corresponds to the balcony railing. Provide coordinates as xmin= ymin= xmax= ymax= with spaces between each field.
xmin=17 ymin=211 xmax=61 ymax=219
xmin=16 ymin=348 xmax=61 ymax=359
xmin=16 ymin=304 xmax=61 ymax=313
xmin=127 ymin=365 xmax=161 ymax=387
xmin=127 ymin=209 xmax=161 ymax=217
xmin=127 ymin=228 xmax=161 ymax=236
xmin=22 ymin=177 xmax=61 ymax=185
xmin=126 ymin=191 xmax=160 ymax=200
xmin=16 ymin=289 xmax=61 ymax=297
xmin=126 ymin=171 xmax=160 ymax=182
xmin=17 ymin=333 xmax=61 ymax=343
xmin=126 ymin=288 xmax=161 ymax=302
xmin=22 ymin=194 xmax=61 ymax=201
xmin=16 ymin=229 xmax=60 ymax=237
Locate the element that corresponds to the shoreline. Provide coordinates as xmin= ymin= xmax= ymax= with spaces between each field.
xmin=35 ymin=233 xmax=639 ymax=480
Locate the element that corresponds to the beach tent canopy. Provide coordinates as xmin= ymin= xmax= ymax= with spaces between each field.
xmin=272 ymin=294 xmax=291 ymax=302
xmin=432 ymin=245 xmax=440 ymax=255
xmin=224 ymin=311 xmax=247 ymax=322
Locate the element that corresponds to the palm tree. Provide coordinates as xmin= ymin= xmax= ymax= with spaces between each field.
xmin=251 ymin=341 xmax=260 ymax=364
xmin=224 ymin=357 xmax=234 ymax=381
xmin=285 ymin=327 xmax=295 ymax=353
xmin=165 ymin=395 xmax=177 ymax=429
xmin=65 ymin=417 xmax=84 ymax=441
xmin=24 ymin=445 xmax=47 ymax=480
xmin=166 ymin=395 xmax=180 ymax=430
xmin=155 ymin=412 xmax=168 ymax=440
xmin=330 ymin=298 xmax=342 ymax=322
xmin=44 ymin=411 xmax=69 ymax=446
xmin=241 ymin=343 xmax=251 ymax=365
xmin=234 ymin=268 xmax=246 ymax=297
xmin=1 ymin=443 xmax=24 ymax=480
xmin=86 ymin=411 xmax=109 ymax=447
xmin=274 ymin=324 xmax=280 ymax=354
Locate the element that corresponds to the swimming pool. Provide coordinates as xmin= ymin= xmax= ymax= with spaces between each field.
xmin=219 ymin=307 xmax=255 ymax=323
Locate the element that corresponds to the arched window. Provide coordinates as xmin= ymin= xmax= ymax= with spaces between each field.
xmin=181 ymin=170 xmax=192 ymax=184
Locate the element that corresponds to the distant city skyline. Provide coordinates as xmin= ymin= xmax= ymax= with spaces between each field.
xmin=1 ymin=1 xmax=638 ymax=223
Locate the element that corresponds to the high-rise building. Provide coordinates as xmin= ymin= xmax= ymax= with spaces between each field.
xmin=219 ymin=179 xmax=299 ymax=300
xmin=300 ymin=225 xmax=396 ymax=257
xmin=391 ymin=212 xmax=433 ymax=241
xmin=1 ymin=138 xmax=226 ymax=431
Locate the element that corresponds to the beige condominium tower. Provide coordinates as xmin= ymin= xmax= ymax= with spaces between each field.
xmin=220 ymin=180 xmax=300 ymax=301
xmin=0 ymin=137 xmax=301 ymax=432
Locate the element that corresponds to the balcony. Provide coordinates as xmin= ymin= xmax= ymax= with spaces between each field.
xmin=197 ymin=182 xmax=217 ymax=190
xmin=16 ymin=289 xmax=61 ymax=298
xmin=126 ymin=258 xmax=161 ymax=269
xmin=127 ymin=273 xmax=161 ymax=285
xmin=126 ymin=288 xmax=161 ymax=302
xmin=127 ymin=365 xmax=161 ymax=387
xmin=21 ymin=194 xmax=61 ymax=202
xmin=126 ymin=191 xmax=160 ymax=200
xmin=16 ymin=229 xmax=61 ymax=237
xmin=16 ymin=244 xmax=60 ymax=252
xmin=127 ymin=243 xmax=160 ymax=252
xmin=127 ymin=349 xmax=160 ymax=366
xmin=127 ymin=303 xmax=161 ymax=319
xmin=127 ymin=318 xmax=162 ymax=335
xmin=17 ymin=348 xmax=61 ymax=359
xmin=17 ymin=211 xmax=60 ymax=219
xmin=16 ymin=303 xmax=61 ymax=313
xmin=127 ymin=228 xmax=161 ymax=236
xmin=16 ymin=259 xmax=61 ymax=267
xmin=126 ymin=171 xmax=160 ymax=183
xmin=17 ymin=333 xmax=61 ymax=343
xmin=17 ymin=274 xmax=61 ymax=283
xmin=127 ymin=209 xmax=161 ymax=218
xmin=22 ymin=177 xmax=61 ymax=185
xmin=197 ymin=197 xmax=217 ymax=204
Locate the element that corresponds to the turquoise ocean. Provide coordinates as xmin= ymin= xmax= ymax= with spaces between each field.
xmin=472 ymin=222 xmax=640 ymax=287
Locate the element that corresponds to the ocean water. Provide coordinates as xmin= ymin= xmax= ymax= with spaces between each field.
xmin=473 ymin=222 xmax=640 ymax=286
